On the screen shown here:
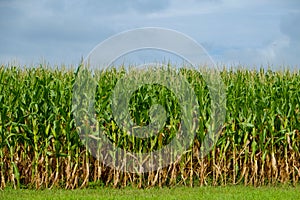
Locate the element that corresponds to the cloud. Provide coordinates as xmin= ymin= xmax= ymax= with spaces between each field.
xmin=276 ymin=12 xmax=300 ymax=67
xmin=201 ymin=0 xmax=300 ymax=68
xmin=280 ymin=12 xmax=300 ymax=44
xmin=0 ymin=0 xmax=299 ymax=68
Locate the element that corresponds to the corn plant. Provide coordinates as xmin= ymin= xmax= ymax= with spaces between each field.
xmin=0 ymin=64 xmax=299 ymax=189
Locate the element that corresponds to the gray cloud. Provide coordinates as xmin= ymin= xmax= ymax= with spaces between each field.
xmin=0 ymin=0 xmax=299 ymax=68
xmin=280 ymin=12 xmax=300 ymax=42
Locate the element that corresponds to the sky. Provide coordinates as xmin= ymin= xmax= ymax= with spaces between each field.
xmin=0 ymin=0 xmax=300 ymax=69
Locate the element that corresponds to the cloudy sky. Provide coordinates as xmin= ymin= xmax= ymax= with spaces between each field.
xmin=1 ymin=0 xmax=299 ymax=69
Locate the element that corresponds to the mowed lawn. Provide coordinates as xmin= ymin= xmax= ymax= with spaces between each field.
xmin=1 ymin=185 xmax=299 ymax=200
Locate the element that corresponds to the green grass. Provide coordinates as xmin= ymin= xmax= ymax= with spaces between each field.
xmin=1 ymin=185 xmax=300 ymax=200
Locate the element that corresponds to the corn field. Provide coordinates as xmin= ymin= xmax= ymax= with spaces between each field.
xmin=0 ymin=64 xmax=299 ymax=189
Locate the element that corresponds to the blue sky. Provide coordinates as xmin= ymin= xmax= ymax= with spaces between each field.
xmin=0 ymin=0 xmax=299 ymax=69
